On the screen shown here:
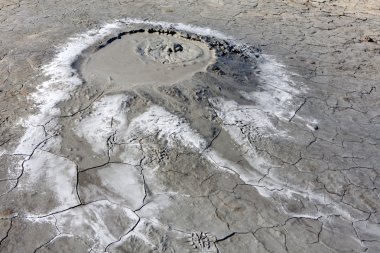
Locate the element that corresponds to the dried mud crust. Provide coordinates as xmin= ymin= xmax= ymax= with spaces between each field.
xmin=0 ymin=1 xmax=379 ymax=253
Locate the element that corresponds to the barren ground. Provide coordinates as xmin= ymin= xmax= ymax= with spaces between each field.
xmin=0 ymin=1 xmax=380 ymax=252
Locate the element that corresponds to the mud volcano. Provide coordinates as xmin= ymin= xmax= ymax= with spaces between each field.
xmin=4 ymin=20 xmax=375 ymax=253
xmin=80 ymin=29 xmax=216 ymax=90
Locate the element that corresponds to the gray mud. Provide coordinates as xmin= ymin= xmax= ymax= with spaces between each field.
xmin=1 ymin=1 xmax=380 ymax=253
xmin=59 ymin=26 xmax=261 ymax=173
xmin=81 ymin=30 xmax=216 ymax=90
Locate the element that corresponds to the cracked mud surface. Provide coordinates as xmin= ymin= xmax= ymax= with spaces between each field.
xmin=1 ymin=1 xmax=380 ymax=252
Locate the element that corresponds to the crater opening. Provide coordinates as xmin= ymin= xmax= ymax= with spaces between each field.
xmin=80 ymin=29 xmax=217 ymax=90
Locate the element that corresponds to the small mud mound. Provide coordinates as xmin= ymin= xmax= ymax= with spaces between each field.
xmin=136 ymin=34 xmax=205 ymax=64
xmin=80 ymin=29 xmax=216 ymax=90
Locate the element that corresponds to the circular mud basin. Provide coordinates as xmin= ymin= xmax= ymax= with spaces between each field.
xmin=80 ymin=29 xmax=216 ymax=90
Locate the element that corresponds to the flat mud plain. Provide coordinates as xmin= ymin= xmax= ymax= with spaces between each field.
xmin=0 ymin=1 xmax=380 ymax=252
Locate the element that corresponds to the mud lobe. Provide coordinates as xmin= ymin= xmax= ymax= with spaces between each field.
xmin=80 ymin=29 xmax=218 ymax=91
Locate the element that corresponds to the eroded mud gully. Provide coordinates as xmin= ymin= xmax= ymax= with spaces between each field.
xmin=0 ymin=17 xmax=379 ymax=253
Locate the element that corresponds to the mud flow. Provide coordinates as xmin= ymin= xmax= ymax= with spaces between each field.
xmin=80 ymin=30 xmax=216 ymax=91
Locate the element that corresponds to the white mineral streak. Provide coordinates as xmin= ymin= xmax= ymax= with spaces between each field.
xmin=15 ymin=23 xmax=122 ymax=155
xmin=54 ymin=200 xmax=139 ymax=251
xmin=75 ymin=94 xmax=129 ymax=154
xmin=20 ymin=149 xmax=80 ymax=213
